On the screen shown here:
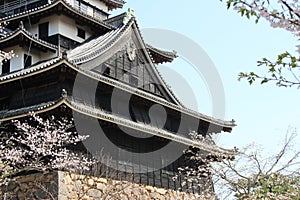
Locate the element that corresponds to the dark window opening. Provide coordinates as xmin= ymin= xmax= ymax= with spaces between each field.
xmin=24 ymin=54 xmax=32 ymax=68
xmin=77 ymin=28 xmax=86 ymax=39
xmin=103 ymin=67 xmax=110 ymax=76
xmin=0 ymin=98 xmax=8 ymax=110
xmin=38 ymin=22 xmax=49 ymax=39
xmin=2 ymin=60 xmax=10 ymax=74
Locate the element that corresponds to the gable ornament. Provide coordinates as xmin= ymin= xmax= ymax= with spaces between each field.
xmin=126 ymin=41 xmax=136 ymax=61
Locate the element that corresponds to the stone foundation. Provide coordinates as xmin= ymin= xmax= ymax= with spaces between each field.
xmin=2 ymin=171 xmax=215 ymax=199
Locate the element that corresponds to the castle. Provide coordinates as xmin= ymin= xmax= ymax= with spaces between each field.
xmin=0 ymin=0 xmax=236 ymax=196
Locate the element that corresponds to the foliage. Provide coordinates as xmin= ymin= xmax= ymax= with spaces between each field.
xmin=172 ymin=131 xmax=227 ymax=198
xmin=177 ymin=129 xmax=300 ymax=199
xmin=216 ymin=130 xmax=300 ymax=199
xmin=0 ymin=113 xmax=94 ymax=187
xmin=221 ymin=0 xmax=300 ymax=88
xmin=236 ymin=173 xmax=300 ymax=199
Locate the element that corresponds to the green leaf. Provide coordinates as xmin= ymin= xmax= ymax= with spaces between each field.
xmin=246 ymin=11 xmax=250 ymax=19
xmin=240 ymin=8 xmax=245 ymax=16
xmin=227 ymin=2 xmax=231 ymax=9
xmin=261 ymin=78 xmax=268 ymax=84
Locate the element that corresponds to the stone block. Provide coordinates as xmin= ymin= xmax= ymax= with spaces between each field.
xmin=87 ymin=188 xmax=101 ymax=198
xmin=18 ymin=175 xmax=35 ymax=183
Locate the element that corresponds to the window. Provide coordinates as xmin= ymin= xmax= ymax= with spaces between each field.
xmin=38 ymin=22 xmax=49 ymax=39
xmin=1 ymin=60 xmax=10 ymax=74
xmin=103 ymin=67 xmax=110 ymax=76
xmin=24 ymin=54 xmax=32 ymax=68
xmin=77 ymin=28 xmax=85 ymax=39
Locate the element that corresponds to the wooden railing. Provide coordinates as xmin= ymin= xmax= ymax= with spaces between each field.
xmin=0 ymin=0 xmax=47 ymax=14
xmin=0 ymin=0 xmax=108 ymax=21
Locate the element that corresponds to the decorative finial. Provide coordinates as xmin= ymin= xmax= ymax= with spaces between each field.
xmin=123 ymin=8 xmax=135 ymax=25
xmin=61 ymin=89 xmax=67 ymax=98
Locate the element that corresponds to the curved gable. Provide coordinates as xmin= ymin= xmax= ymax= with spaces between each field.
xmin=68 ymin=18 xmax=182 ymax=105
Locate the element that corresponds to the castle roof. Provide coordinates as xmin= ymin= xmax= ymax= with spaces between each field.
xmin=0 ymin=15 xmax=236 ymax=129
xmin=0 ymin=0 xmax=113 ymax=31
xmin=0 ymin=26 xmax=57 ymax=52
xmin=0 ymin=57 xmax=235 ymax=129
xmin=67 ymin=17 xmax=183 ymax=105
xmin=0 ymin=95 xmax=236 ymax=159
xmin=146 ymin=44 xmax=178 ymax=64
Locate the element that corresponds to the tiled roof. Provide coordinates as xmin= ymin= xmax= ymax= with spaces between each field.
xmin=104 ymin=12 xmax=126 ymax=28
xmin=0 ymin=57 xmax=236 ymax=128
xmin=146 ymin=44 xmax=178 ymax=63
xmin=0 ymin=0 xmax=114 ymax=30
xmin=0 ymin=57 xmax=62 ymax=82
xmin=67 ymin=18 xmax=133 ymax=64
xmin=132 ymin=20 xmax=185 ymax=108
xmin=67 ymin=17 xmax=186 ymax=108
xmin=0 ymin=100 xmax=59 ymax=119
xmin=0 ymin=27 xmax=58 ymax=52
xmin=0 ymin=96 xmax=236 ymax=158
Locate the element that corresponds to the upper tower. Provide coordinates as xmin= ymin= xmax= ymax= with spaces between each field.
xmin=0 ymin=0 xmax=125 ymax=74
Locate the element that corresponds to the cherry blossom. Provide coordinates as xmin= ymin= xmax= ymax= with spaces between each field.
xmin=0 ymin=113 xmax=95 ymax=187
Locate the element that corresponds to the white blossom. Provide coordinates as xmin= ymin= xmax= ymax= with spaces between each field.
xmin=0 ymin=113 xmax=95 ymax=186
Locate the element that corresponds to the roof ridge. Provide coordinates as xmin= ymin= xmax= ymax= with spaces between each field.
xmin=0 ymin=57 xmax=62 ymax=81
xmin=131 ymin=20 xmax=186 ymax=108
xmin=21 ymin=28 xmax=58 ymax=49
xmin=67 ymin=17 xmax=134 ymax=64
xmin=0 ymin=27 xmax=58 ymax=52
xmin=104 ymin=12 xmax=126 ymax=27
xmin=66 ymin=96 xmax=236 ymax=157
xmin=0 ymin=95 xmax=236 ymax=158
xmin=146 ymin=44 xmax=177 ymax=59
xmin=0 ymin=58 xmax=236 ymax=127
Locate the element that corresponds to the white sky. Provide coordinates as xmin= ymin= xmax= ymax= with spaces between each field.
xmin=112 ymin=1 xmax=300 ymax=155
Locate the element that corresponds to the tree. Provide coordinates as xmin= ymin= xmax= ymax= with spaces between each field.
xmin=221 ymin=0 xmax=300 ymax=88
xmin=0 ymin=114 xmax=137 ymax=199
xmin=177 ymin=129 xmax=300 ymax=199
xmin=0 ymin=113 xmax=95 ymax=188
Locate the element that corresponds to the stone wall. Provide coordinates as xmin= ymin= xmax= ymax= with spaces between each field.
xmin=2 ymin=171 xmax=215 ymax=200
xmin=2 ymin=171 xmax=58 ymax=199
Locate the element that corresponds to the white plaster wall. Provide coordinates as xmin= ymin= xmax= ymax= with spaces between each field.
xmin=29 ymin=48 xmax=56 ymax=64
xmin=2 ymin=45 xmax=56 ymax=74
xmin=57 ymin=15 xmax=92 ymax=43
xmin=3 ymin=46 xmax=23 ymax=72
xmin=26 ymin=15 xmax=59 ymax=38
xmin=26 ymin=15 xmax=92 ymax=43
